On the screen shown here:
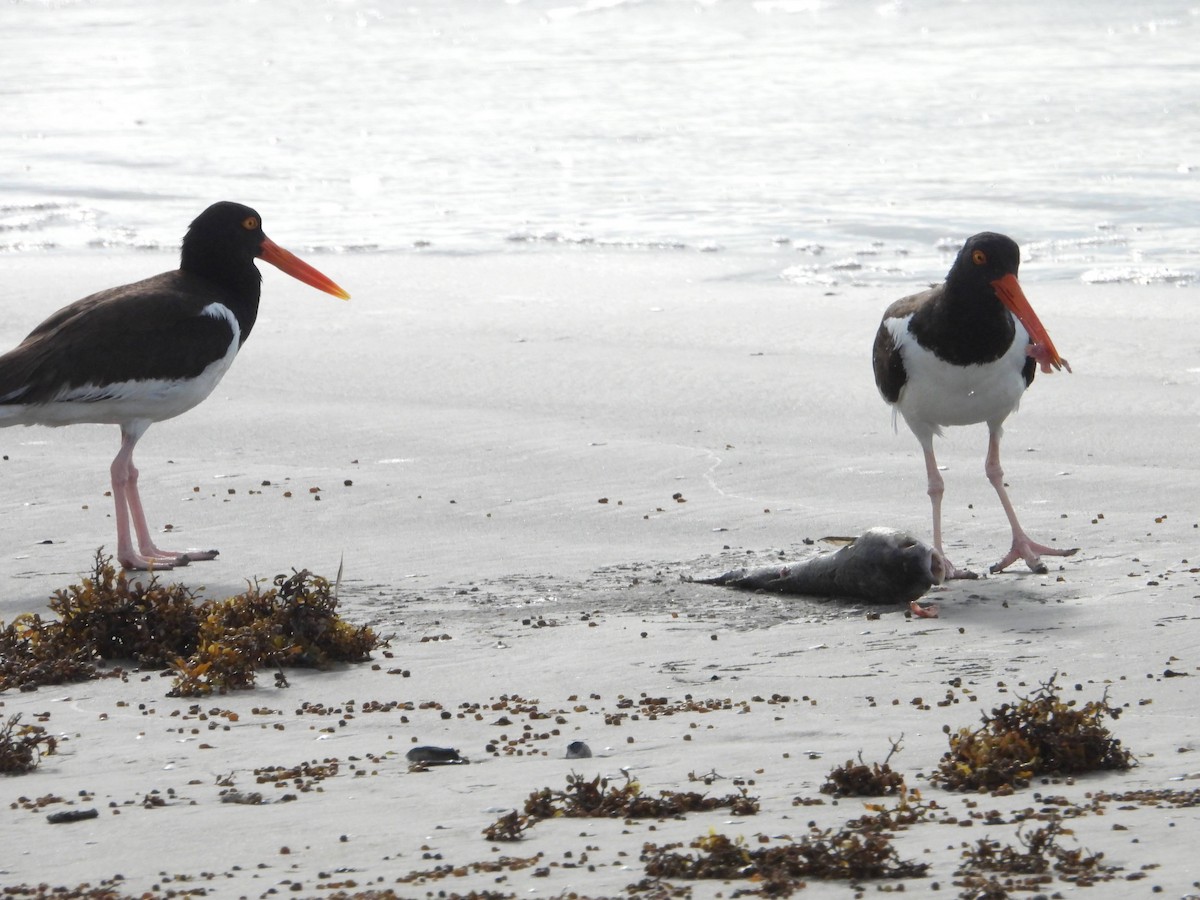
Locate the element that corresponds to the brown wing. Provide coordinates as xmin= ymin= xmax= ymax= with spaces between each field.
xmin=872 ymin=291 xmax=926 ymax=405
xmin=0 ymin=271 xmax=239 ymax=406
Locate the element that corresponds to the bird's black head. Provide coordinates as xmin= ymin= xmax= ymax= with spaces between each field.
xmin=181 ymin=201 xmax=350 ymax=306
xmin=180 ymin=201 xmax=267 ymax=298
xmin=946 ymin=232 xmax=1021 ymax=291
xmin=909 ymin=232 xmax=1025 ymax=364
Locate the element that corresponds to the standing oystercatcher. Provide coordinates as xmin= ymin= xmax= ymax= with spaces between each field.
xmin=0 ymin=201 xmax=349 ymax=570
xmin=873 ymin=232 xmax=1076 ymax=590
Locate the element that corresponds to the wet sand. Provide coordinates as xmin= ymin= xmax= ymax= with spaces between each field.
xmin=1 ymin=251 xmax=1198 ymax=897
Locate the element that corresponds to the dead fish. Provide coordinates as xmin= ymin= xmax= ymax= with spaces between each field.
xmin=690 ymin=528 xmax=945 ymax=617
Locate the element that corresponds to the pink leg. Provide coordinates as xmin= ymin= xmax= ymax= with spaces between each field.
xmin=920 ymin=438 xmax=977 ymax=582
xmin=985 ymin=429 xmax=1078 ymax=574
xmin=110 ymin=425 xmax=219 ymax=570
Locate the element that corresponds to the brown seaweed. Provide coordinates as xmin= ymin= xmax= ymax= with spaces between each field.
xmin=483 ymin=770 xmax=758 ymax=841
xmin=0 ymin=551 xmax=382 ymax=697
xmin=933 ymin=674 xmax=1134 ymax=793
xmin=642 ymin=827 xmax=929 ymax=896
xmin=0 ymin=713 xmax=57 ymax=775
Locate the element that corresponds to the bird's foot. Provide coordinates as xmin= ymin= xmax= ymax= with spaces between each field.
xmin=909 ymin=600 xmax=939 ymax=618
xmin=177 ymin=548 xmax=220 ymax=563
xmin=119 ymin=547 xmax=219 ymax=571
xmin=989 ymin=538 xmax=1079 ymax=575
xmin=119 ymin=551 xmax=186 ymax=571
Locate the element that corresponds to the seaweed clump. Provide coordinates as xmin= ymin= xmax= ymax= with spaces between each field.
xmin=820 ymin=736 xmax=907 ymax=798
xmin=933 ymin=675 xmax=1134 ymax=793
xmin=483 ymin=770 xmax=758 ymax=841
xmin=642 ymin=827 xmax=929 ymax=897
xmin=0 ymin=551 xmax=381 ymax=697
xmin=0 ymin=879 xmax=140 ymax=899
xmin=0 ymin=554 xmax=201 ymax=691
xmin=169 ymin=568 xmax=380 ymax=697
xmin=954 ymin=819 xmax=1120 ymax=894
xmin=0 ymin=713 xmax=57 ymax=775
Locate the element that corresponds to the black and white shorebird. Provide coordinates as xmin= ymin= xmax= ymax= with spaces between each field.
xmin=0 ymin=201 xmax=349 ymax=570
xmin=873 ymin=232 xmax=1076 ymax=597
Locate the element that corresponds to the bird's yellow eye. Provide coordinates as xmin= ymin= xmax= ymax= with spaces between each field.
xmin=242 ymin=216 xmax=260 ymax=231
xmin=972 ymin=249 xmax=987 ymax=265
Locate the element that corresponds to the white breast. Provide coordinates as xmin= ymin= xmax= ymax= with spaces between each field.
xmin=888 ymin=314 xmax=1030 ymax=436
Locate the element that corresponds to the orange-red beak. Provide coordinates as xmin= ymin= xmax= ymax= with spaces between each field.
xmin=991 ymin=273 xmax=1069 ymax=373
xmin=258 ymin=237 xmax=351 ymax=300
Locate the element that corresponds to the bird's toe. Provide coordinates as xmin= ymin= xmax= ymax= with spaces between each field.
xmin=181 ymin=549 xmax=219 ymax=562
xmin=944 ymin=560 xmax=981 ymax=580
xmin=120 ymin=555 xmax=179 ymax=571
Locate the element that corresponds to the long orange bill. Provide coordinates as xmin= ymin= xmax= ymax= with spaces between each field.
xmin=991 ymin=273 xmax=1069 ymax=374
xmin=258 ymin=237 xmax=351 ymax=300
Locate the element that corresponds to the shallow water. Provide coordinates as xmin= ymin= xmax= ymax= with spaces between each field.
xmin=1 ymin=0 xmax=1197 ymax=286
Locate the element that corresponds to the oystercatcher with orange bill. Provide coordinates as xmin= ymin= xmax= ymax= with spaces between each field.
xmin=0 ymin=201 xmax=350 ymax=570
xmin=873 ymin=232 xmax=1076 ymax=602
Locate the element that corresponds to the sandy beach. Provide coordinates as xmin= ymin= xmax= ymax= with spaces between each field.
xmin=2 ymin=250 xmax=1199 ymax=898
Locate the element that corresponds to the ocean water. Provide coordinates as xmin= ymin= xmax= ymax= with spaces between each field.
xmin=1 ymin=0 xmax=1197 ymax=287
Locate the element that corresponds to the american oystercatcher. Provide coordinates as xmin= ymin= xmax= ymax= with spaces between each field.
xmin=873 ymin=232 xmax=1076 ymax=601
xmin=0 ymin=201 xmax=349 ymax=570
